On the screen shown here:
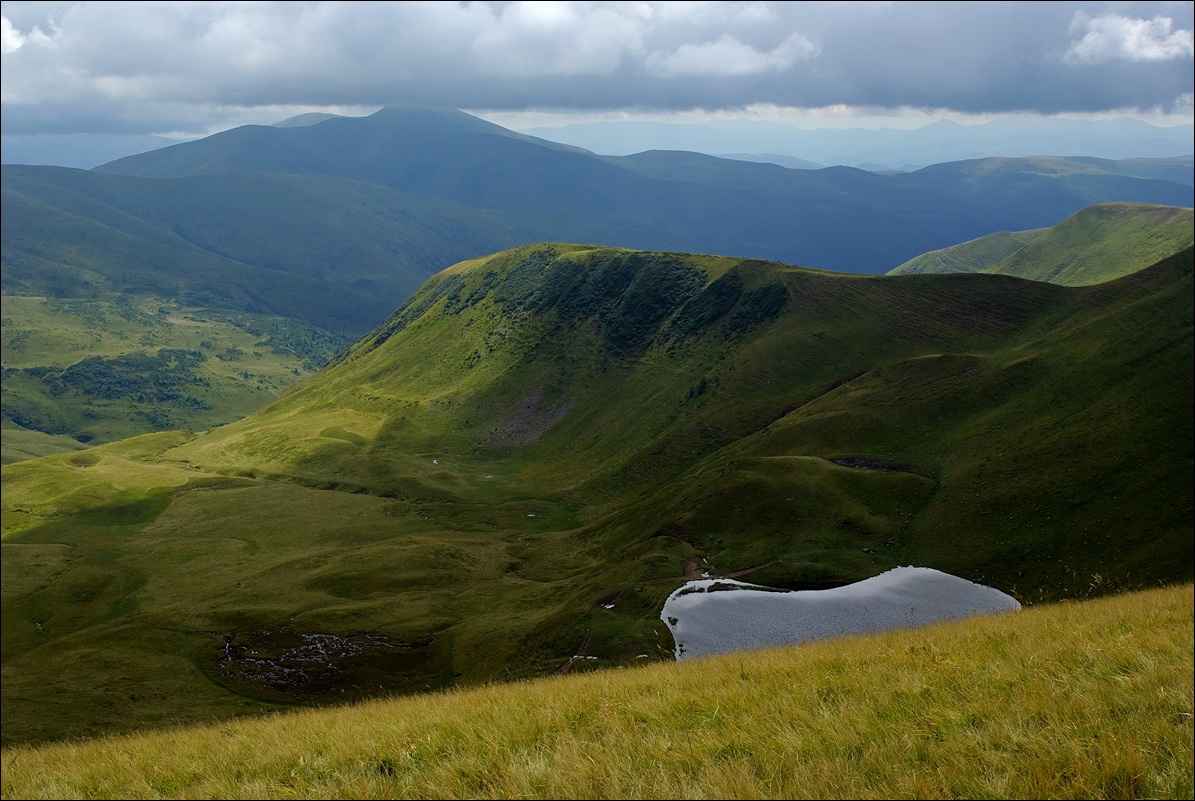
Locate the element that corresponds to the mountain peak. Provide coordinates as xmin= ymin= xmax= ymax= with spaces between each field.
xmin=271 ymin=112 xmax=343 ymax=128
xmin=367 ymin=106 xmax=513 ymax=135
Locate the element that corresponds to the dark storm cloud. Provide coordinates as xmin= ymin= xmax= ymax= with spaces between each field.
xmin=2 ymin=1 xmax=1192 ymax=135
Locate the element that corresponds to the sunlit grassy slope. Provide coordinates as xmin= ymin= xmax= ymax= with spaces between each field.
xmin=889 ymin=228 xmax=1047 ymax=276
xmin=2 ymin=582 xmax=1190 ymax=800
xmin=0 ymin=293 xmax=351 ymax=457
xmin=2 ymin=243 xmax=1191 ymax=748
xmin=0 ymin=420 xmax=87 ymax=465
xmin=890 ymin=202 xmax=1193 ymax=284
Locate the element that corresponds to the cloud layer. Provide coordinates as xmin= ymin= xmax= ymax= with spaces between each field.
xmin=2 ymin=1 xmax=1192 ymax=135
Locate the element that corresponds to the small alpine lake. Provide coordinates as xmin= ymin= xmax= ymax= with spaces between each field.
xmin=661 ymin=566 xmax=1021 ymax=661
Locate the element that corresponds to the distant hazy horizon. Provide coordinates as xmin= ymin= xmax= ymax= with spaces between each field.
xmin=4 ymin=109 xmax=1192 ymax=172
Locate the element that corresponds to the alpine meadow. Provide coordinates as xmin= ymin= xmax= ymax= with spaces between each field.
xmin=2 ymin=2 xmax=1194 ymax=799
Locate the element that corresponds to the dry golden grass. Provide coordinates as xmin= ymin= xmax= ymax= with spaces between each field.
xmin=2 ymin=582 xmax=1190 ymax=800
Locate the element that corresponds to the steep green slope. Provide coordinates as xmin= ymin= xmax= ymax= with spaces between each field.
xmin=176 ymin=244 xmax=1193 ymax=592
xmin=987 ymin=203 xmax=1194 ymax=285
xmin=890 ymin=202 xmax=1193 ymax=285
xmin=888 ymin=229 xmax=1046 ymax=276
xmin=2 ymin=243 xmax=1189 ymax=747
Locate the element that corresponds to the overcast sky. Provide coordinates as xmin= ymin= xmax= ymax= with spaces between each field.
xmin=2 ymin=1 xmax=1193 ymax=138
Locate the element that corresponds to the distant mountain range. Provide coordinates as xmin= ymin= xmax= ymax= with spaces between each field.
xmin=8 ymin=113 xmax=1191 ymax=173
xmin=61 ymin=108 xmax=1195 ymax=275
xmin=518 ymin=115 xmax=1195 ymax=170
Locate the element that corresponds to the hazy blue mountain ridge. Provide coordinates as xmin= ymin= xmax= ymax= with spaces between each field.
xmin=93 ymin=107 xmax=1193 ymax=275
xmin=519 ymin=115 xmax=1195 ymax=168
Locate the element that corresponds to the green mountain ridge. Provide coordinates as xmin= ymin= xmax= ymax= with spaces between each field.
xmin=888 ymin=229 xmax=1048 ymax=276
xmin=3 ymin=243 xmax=1190 ymax=747
xmin=890 ymin=202 xmax=1194 ymax=284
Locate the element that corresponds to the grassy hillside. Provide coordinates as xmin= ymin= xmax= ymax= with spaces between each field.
xmin=987 ymin=203 xmax=1195 ymax=285
xmin=890 ymin=202 xmax=1193 ymax=285
xmin=887 ymin=229 xmax=1046 ymax=276
xmin=0 ymin=420 xmax=87 ymax=465
xmin=0 ymin=293 xmax=353 ymax=453
xmin=1 ymin=582 xmax=1189 ymax=800
xmin=2 ymin=243 xmax=1189 ymax=748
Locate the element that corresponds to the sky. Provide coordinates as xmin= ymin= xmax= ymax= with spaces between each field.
xmin=2 ymin=0 xmax=1193 ymax=140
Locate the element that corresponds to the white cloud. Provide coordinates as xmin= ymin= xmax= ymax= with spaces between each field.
xmin=646 ymin=31 xmax=818 ymax=77
xmin=1 ymin=14 xmax=51 ymax=54
xmin=471 ymin=1 xmax=647 ymax=76
xmin=2 ymin=2 xmax=1192 ymax=136
xmin=1065 ymin=13 xmax=1194 ymax=65
xmin=0 ymin=16 xmax=21 ymax=53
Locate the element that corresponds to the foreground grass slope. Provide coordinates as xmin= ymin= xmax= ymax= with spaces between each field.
xmin=890 ymin=202 xmax=1193 ymax=284
xmin=2 ymin=243 xmax=1191 ymax=748
xmin=2 ymin=583 xmax=1190 ymax=800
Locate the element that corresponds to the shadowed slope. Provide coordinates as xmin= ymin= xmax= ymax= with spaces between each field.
xmin=95 ymin=107 xmax=1194 ymax=275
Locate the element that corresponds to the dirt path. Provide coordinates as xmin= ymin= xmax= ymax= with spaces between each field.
xmin=722 ymin=559 xmax=781 ymax=579
xmin=552 ymin=628 xmax=594 ymax=675
xmin=648 ymin=557 xmax=780 ymax=585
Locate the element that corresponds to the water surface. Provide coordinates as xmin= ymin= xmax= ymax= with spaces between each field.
xmin=661 ymin=566 xmax=1020 ymax=661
